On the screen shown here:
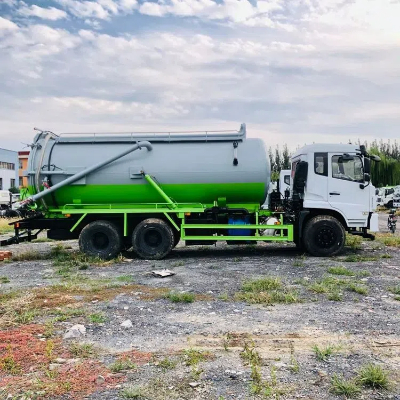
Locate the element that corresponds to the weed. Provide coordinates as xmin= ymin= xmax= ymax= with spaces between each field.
xmin=289 ymin=343 xmax=299 ymax=373
xmin=327 ymin=291 xmax=342 ymax=301
xmin=109 ymin=359 xmax=136 ymax=373
xmin=88 ymin=312 xmax=107 ymax=323
xmin=222 ymin=333 xmax=233 ymax=351
xmin=0 ymin=346 xmax=21 ymax=375
xmin=190 ymin=366 xmax=203 ymax=380
xmin=45 ymin=339 xmax=54 ymax=359
xmin=327 ymin=266 xmax=355 ymax=276
xmin=237 ymin=277 xmax=299 ymax=305
xmin=381 ymin=254 xmax=392 ymax=259
xmin=166 ymin=291 xmax=195 ymax=303
xmin=69 ymin=342 xmax=96 ymax=358
xmin=121 ymin=385 xmax=143 ymax=399
xmin=172 ymin=261 xmax=185 ymax=267
xmin=357 ymin=270 xmax=371 ymax=277
xmin=32 ymin=237 xmax=54 ymax=243
xmin=12 ymin=250 xmax=43 ymax=261
xmin=242 ymin=277 xmax=282 ymax=292
xmin=293 ymin=260 xmax=304 ymax=267
xmin=218 ymin=292 xmax=230 ymax=301
xmin=51 ymin=308 xmax=85 ymax=322
xmin=377 ymin=234 xmax=400 ymax=248
xmin=182 ymin=349 xmax=208 ymax=366
xmin=240 ymin=342 xmax=261 ymax=366
xmin=250 ymin=364 xmax=262 ymax=393
xmin=330 ymin=374 xmax=361 ymax=397
xmin=348 ymin=283 xmax=368 ymax=295
xmin=15 ymin=308 xmax=39 ymax=324
xmin=343 ymin=254 xmax=378 ymax=262
xmin=313 ymin=344 xmax=340 ymax=361
xmin=157 ymin=357 xmax=177 ymax=371
xmin=345 ymin=235 xmax=363 ymax=250
xmin=43 ymin=320 xmax=55 ymax=338
xmin=116 ymin=275 xmax=134 ymax=283
xmin=388 ymin=285 xmax=400 ymax=295
xmin=0 ymin=276 xmax=10 ymax=283
xmin=357 ymin=363 xmax=390 ymax=389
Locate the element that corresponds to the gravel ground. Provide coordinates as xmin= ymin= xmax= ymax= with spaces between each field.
xmin=0 ymin=213 xmax=399 ymax=400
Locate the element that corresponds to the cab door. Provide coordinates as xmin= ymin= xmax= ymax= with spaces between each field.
xmin=328 ymin=153 xmax=369 ymax=226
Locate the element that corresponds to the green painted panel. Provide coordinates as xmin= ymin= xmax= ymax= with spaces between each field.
xmin=39 ymin=182 xmax=265 ymax=209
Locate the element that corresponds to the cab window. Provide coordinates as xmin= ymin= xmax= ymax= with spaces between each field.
xmin=332 ymin=155 xmax=363 ymax=182
xmin=314 ymin=153 xmax=327 ymax=176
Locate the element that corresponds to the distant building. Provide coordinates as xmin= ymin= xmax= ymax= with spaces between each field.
xmin=0 ymin=148 xmax=18 ymax=190
xmin=18 ymin=151 xmax=29 ymax=188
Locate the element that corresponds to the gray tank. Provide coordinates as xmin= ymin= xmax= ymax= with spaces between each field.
xmin=26 ymin=124 xmax=271 ymax=208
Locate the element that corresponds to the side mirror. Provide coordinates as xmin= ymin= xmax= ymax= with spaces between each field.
xmin=370 ymin=155 xmax=381 ymax=162
xmin=364 ymin=158 xmax=371 ymax=174
xmin=364 ymin=173 xmax=371 ymax=182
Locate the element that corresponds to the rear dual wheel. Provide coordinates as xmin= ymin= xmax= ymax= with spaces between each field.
xmin=132 ymin=218 xmax=175 ymax=260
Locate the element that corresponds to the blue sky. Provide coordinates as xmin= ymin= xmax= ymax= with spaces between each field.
xmin=0 ymin=0 xmax=399 ymax=151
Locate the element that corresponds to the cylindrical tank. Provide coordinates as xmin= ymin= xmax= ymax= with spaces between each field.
xmin=27 ymin=125 xmax=270 ymax=208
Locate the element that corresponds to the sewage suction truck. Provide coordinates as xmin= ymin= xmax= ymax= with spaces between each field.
xmin=0 ymin=124 xmax=380 ymax=259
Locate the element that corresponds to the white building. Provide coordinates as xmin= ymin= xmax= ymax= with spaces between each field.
xmin=0 ymin=148 xmax=18 ymax=190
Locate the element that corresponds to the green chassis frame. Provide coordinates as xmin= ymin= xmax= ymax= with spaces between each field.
xmin=43 ymin=174 xmax=294 ymax=242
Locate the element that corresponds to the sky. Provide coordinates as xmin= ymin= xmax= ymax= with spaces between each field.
xmin=0 ymin=0 xmax=399 ymax=151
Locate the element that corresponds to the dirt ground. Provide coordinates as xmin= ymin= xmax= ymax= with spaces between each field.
xmin=0 ymin=213 xmax=399 ymax=400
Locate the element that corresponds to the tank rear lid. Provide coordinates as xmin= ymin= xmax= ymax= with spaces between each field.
xmin=55 ymin=123 xmax=246 ymax=144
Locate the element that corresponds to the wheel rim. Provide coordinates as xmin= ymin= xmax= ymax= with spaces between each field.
xmin=92 ymin=232 xmax=110 ymax=250
xmin=315 ymin=226 xmax=337 ymax=248
xmin=144 ymin=229 xmax=163 ymax=248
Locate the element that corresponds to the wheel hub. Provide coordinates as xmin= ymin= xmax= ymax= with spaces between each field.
xmin=316 ymin=227 xmax=336 ymax=248
xmin=92 ymin=232 xmax=110 ymax=250
xmin=144 ymin=229 xmax=162 ymax=248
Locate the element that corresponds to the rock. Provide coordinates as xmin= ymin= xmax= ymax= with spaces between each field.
xmin=274 ymin=362 xmax=287 ymax=369
xmin=95 ymin=375 xmax=105 ymax=385
xmin=63 ymin=324 xmax=86 ymax=339
xmin=121 ymin=319 xmax=133 ymax=328
xmin=54 ymin=358 xmax=67 ymax=364
xmin=189 ymin=382 xmax=200 ymax=388
xmin=49 ymin=363 xmax=61 ymax=370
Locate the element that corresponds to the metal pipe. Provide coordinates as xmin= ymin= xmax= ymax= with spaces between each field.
xmin=25 ymin=141 xmax=153 ymax=205
xmin=144 ymin=174 xmax=177 ymax=209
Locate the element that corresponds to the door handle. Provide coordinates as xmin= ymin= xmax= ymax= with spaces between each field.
xmin=329 ymin=192 xmax=341 ymax=196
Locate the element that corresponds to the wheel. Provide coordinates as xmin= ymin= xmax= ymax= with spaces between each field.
xmin=302 ymin=215 xmax=345 ymax=257
xmin=387 ymin=201 xmax=394 ymax=209
xmin=79 ymin=220 xmax=122 ymax=260
xmin=132 ymin=218 xmax=174 ymax=260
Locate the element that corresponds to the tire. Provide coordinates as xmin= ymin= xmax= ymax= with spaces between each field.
xmin=79 ymin=220 xmax=122 ymax=260
xmin=302 ymin=215 xmax=345 ymax=257
xmin=132 ymin=218 xmax=174 ymax=260
xmin=387 ymin=201 xmax=394 ymax=209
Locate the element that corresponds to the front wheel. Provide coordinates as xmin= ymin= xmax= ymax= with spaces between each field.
xmin=302 ymin=215 xmax=345 ymax=257
xmin=132 ymin=218 xmax=174 ymax=260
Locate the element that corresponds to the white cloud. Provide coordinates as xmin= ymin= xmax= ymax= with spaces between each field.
xmin=0 ymin=16 xmax=18 ymax=31
xmin=18 ymin=5 xmax=68 ymax=20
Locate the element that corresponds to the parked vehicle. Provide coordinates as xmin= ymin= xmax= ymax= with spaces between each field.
xmin=0 ymin=124 xmax=380 ymax=258
xmin=377 ymin=186 xmax=400 ymax=208
xmin=0 ymin=190 xmax=11 ymax=210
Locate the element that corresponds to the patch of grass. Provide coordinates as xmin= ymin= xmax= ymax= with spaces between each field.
xmin=69 ymin=342 xmax=96 ymax=358
xmin=166 ymin=291 xmax=195 ymax=303
xmin=182 ymin=349 xmax=209 ymax=366
xmin=236 ymin=276 xmax=300 ymax=305
xmin=377 ymin=233 xmax=400 ymax=248
xmin=0 ymin=347 xmax=22 ymax=375
xmin=32 ymin=237 xmax=54 ymax=243
xmin=0 ymin=218 xmax=17 ymax=234
xmin=345 ymin=235 xmax=363 ymax=250
xmin=381 ymin=253 xmax=392 ymax=259
xmin=388 ymin=285 xmax=400 ymax=295
xmin=88 ymin=312 xmax=107 ymax=324
xmin=157 ymin=357 xmax=177 ymax=371
xmin=289 ymin=343 xmax=299 ymax=373
xmin=172 ymin=261 xmax=184 ymax=267
xmin=12 ymin=250 xmax=43 ymax=261
xmin=313 ymin=344 xmax=340 ymax=361
xmin=293 ymin=260 xmax=304 ymax=267
xmin=121 ymin=385 xmax=143 ymax=399
xmin=357 ymin=270 xmax=371 ymax=277
xmin=343 ymin=254 xmax=378 ymax=262
xmin=330 ymin=374 xmax=361 ymax=397
xmin=51 ymin=308 xmax=86 ymax=322
xmin=348 ymin=283 xmax=368 ymax=295
xmin=327 ymin=266 xmax=355 ymax=276
xmin=15 ymin=308 xmax=39 ymax=324
xmin=0 ymin=276 xmax=10 ymax=283
xmin=357 ymin=363 xmax=390 ymax=389
xmin=218 ymin=292 xmax=230 ymax=301
xmin=116 ymin=275 xmax=135 ymax=283
xmin=327 ymin=291 xmax=342 ymax=301
xmin=109 ymin=359 xmax=136 ymax=373
xmin=308 ymin=276 xmax=347 ymax=299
